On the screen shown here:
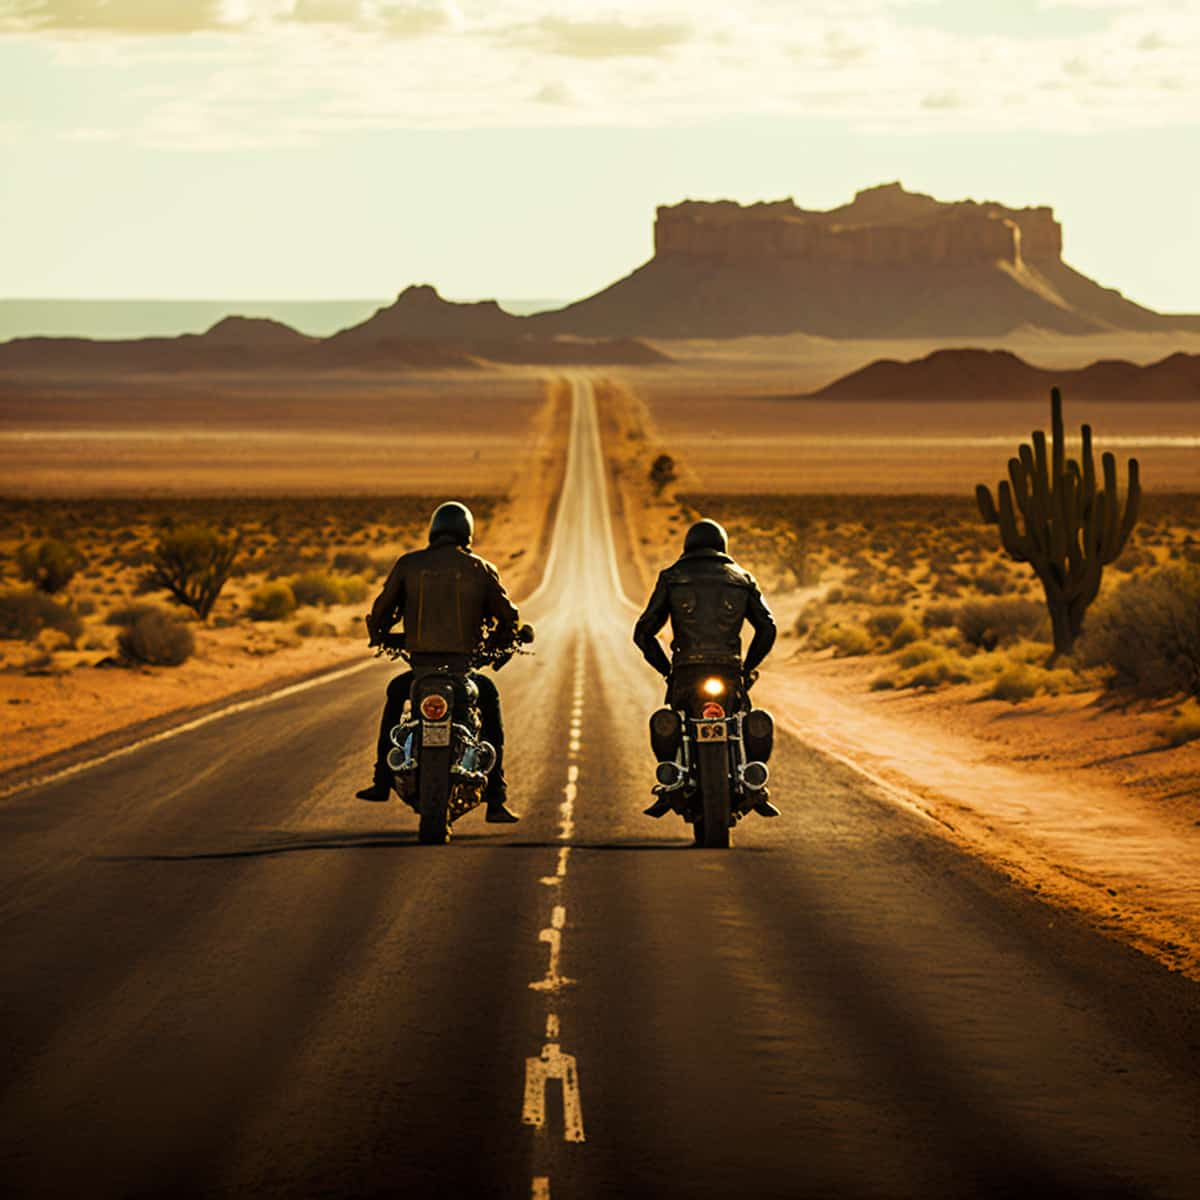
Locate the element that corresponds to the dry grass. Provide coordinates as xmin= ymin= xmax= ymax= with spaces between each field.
xmin=0 ymin=495 xmax=499 ymax=674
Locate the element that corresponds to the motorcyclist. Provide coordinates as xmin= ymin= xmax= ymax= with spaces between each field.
xmin=355 ymin=500 xmax=521 ymax=823
xmin=633 ymin=517 xmax=779 ymax=819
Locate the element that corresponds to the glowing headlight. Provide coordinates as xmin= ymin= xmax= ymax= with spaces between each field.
xmin=702 ymin=677 xmax=725 ymax=697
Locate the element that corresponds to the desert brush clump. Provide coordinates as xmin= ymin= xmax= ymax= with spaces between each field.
xmin=952 ymin=598 xmax=1049 ymax=650
xmin=16 ymin=538 xmax=84 ymax=594
xmin=117 ymin=607 xmax=195 ymax=666
xmin=290 ymin=571 xmax=367 ymax=608
xmin=0 ymin=588 xmax=83 ymax=644
xmin=1161 ymin=701 xmax=1200 ymax=747
xmin=248 ymin=581 xmax=298 ymax=622
xmin=976 ymin=388 xmax=1140 ymax=661
xmin=1077 ymin=563 xmax=1200 ymax=698
xmin=142 ymin=524 xmax=239 ymax=621
xmin=874 ymin=645 xmax=971 ymax=690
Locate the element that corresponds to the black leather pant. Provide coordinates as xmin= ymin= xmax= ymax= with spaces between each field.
xmin=372 ymin=671 xmax=506 ymax=799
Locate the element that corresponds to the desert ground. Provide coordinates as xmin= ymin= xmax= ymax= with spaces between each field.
xmin=0 ymin=376 xmax=568 ymax=778
xmin=2 ymin=342 xmax=1197 ymax=948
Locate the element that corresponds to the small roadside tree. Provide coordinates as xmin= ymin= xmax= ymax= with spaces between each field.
xmin=17 ymin=539 xmax=84 ymax=594
xmin=143 ymin=524 xmax=239 ymax=621
xmin=649 ymin=453 xmax=677 ymax=496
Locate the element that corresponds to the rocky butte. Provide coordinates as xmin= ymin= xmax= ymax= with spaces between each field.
xmin=535 ymin=182 xmax=1200 ymax=339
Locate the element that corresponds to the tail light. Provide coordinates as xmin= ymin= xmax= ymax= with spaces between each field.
xmin=701 ymin=701 xmax=725 ymax=720
xmin=419 ymin=693 xmax=449 ymax=721
xmin=702 ymin=677 xmax=725 ymax=697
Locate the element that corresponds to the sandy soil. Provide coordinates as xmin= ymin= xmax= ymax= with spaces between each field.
xmin=598 ymin=372 xmax=1200 ymax=979
xmin=0 ymin=369 xmax=550 ymax=495
xmin=0 ymin=378 xmax=569 ymax=782
xmin=620 ymin=329 xmax=1200 ymax=493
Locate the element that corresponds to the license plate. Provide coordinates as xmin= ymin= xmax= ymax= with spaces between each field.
xmin=695 ymin=722 xmax=727 ymax=743
xmin=422 ymin=721 xmax=451 ymax=747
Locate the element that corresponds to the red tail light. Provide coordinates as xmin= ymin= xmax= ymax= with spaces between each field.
xmin=419 ymin=694 xmax=449 ymax=721
xmin=701 ymin=702 xmax=725 ymax=720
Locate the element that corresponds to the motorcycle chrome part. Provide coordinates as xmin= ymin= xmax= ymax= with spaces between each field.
xmin=654 ymin=760 xmax=688 ymax=791
xmin=739 ymin=761 xmax=770 ymax=792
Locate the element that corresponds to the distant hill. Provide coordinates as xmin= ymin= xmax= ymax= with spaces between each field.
xmin=0 ymin=299 xmax=669 ymax=373
xmin=803 ymin=348 xmax=1200 ymax=403
xmin=532 ymin=183 xmax=1200 ymax=339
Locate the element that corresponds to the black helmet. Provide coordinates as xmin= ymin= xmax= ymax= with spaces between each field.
xmin=429 ymin=501 xmax=474 ymax=547
xmin=683 ymin=518 xmax=727 ymax=555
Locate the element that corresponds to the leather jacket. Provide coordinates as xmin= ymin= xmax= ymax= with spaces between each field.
xmin=367 ymin=536 xmax=518 ymax=657
xmin=633 ymin=548 xmax=776 ymax=678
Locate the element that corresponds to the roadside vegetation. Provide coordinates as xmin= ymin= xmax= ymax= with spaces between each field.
xmin=674 ymin=491 xmax=1200 ymax=719
xmin=0 ymin=495 xmax=497 ymax=676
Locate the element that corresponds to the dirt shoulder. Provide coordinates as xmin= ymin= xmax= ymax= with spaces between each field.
xmin=597 ymin=375 xmax=1200 ymax=982
xmin=0 ymin=378 xmax=570 ymax=786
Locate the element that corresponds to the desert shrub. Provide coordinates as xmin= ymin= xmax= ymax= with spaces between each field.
xmin=338 ymin=575 xmax=370 ymax=604
xmin=290 ymin=571 xmax=344 ymax=607
xmin=1113 ymin=544 xmax=1156 ymax=574
xmin=118 ymin=608 xmax=195 ymax=666
xmin=0 ymin=588 xmax=83 ymax=643
xmin=954 ymin=599 xmax=1048 ymax=650
xmin=969 ymin=565 xmax=1012 ymax=596
xmin=248 ymin=581 xmax=297 ymax=622
xmin=294 ymin=612 xmax=337 ymax=638
xmin=887 ymin=617 xmax=923 ymax=650
xmin=865 ymin=608 xmax=906 ymax=639
xmin=331 ymin=550 xmax=381 ymax=576
xmin=923 ymin=603 xmax=957 ymax=630
xmin=142 ymin=524 xmax=239 ymax=620
xmin=16 ymin=539 xmax=84 ymax=594
xmin=104 ymin=601 xmax=162 ymax=627
xmin=894 ymin=640 xmax=941 ymax=669
xmin=1077 ymin=564 xmax=1200 ymax=697
xmin=814 ymin=622 xmax=872 ymax=657
xmin=903 ymin=651 xmax=970 ymax=689
xmin=989 ymin=665 xmax=1040 ymax=702
xmin=1162 ymin=702 xmax=1200 ymax=747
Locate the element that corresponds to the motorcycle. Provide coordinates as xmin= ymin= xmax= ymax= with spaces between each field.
xmin=648 ymin=666 xmax=774 ymax=848
xmin=379 ymin=623 xmax=534 ymax=844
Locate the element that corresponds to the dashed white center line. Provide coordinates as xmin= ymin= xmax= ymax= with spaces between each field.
xmin=525 ymin=636 xmax=589 ymax=1187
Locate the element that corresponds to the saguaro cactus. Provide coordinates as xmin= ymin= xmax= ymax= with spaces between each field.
xmin=975 ymin=388 xmax=1141 ymax=662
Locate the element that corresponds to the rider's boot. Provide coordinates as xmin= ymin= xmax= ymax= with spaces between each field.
xmin=752 ymin=787 xmax=781 ymax=818
xmin=484 ymin=778 xmax=520 ymax=823
xmin=356 ymin=780 xmax=391 ymax=803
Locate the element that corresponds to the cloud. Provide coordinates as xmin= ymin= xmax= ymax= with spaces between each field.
xmin=519 ymin=16 xmax=692 ymax=59
xmin=289 ymin=0 xmax=362 ymax=23
xmin=13 ymin=0 xmax=234 ymax=32
xmin=2 ymin=0 xmax=1198 ymax=146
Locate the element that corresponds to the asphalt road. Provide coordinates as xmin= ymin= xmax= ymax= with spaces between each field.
xmin=2 ymin=378 xmax=1199 ymax=1199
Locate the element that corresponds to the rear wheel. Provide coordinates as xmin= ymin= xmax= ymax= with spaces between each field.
xmin=417 ymin=746 xmax=451 ymax=845
xmin=696 ymin=742 xmax=732 ymax=849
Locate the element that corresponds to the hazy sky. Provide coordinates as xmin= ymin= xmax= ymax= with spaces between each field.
xmin=2 ymin=0 xmax=1198 ymax=310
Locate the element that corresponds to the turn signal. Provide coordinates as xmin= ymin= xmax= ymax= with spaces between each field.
xmin=419 ymin=694 xmax=449 ymax=721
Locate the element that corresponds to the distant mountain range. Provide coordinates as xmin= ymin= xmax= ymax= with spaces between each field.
xmin=0 ymin=302 xmax=669 ymax=372
xmin=802 ymin=348 xmax=1200 ymax=403
xmin=4 ymin=182 xmax=1199 ymax=367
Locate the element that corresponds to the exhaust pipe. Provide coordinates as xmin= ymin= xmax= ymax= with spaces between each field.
xmin=739 ymin=761 xmax=770 ymax=792
xmin=654 ymin=760 xmax=687 ymax=791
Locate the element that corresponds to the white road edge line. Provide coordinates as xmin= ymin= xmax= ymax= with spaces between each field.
xmin=0 ymin=658 xmax=379 ymax=802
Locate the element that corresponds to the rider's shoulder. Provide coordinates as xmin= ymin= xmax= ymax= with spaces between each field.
xmin=464 ymin=548 xmax=503 ymax=581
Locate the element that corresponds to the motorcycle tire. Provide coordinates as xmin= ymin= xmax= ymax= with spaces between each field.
xmin=417 ymin=746 xmax=451 ymax=845
xmin=696 ymin=741 xmax=732 ymax=849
